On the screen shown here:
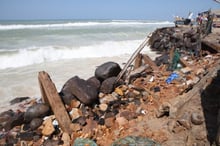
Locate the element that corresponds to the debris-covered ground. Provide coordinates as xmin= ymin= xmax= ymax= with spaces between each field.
xmin=0 ymin=26 xmax=220 ymax=146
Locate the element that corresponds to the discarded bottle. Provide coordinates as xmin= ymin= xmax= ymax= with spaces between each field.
xmin=166 ymin=72 xmax=179 ymax=84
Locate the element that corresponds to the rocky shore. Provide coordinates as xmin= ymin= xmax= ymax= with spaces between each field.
xmin=0 ymin=25 xmax=220 ymax=146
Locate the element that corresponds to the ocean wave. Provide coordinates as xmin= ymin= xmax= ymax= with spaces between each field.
xmin=0 ymin=21 xmax=173 ymax=30
xmin=0 ymin=39 xmax=152 ymax=69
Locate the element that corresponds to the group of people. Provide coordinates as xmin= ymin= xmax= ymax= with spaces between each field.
xmin=174 ymin=10 xmax=214 ymax=35
xmin=196 ymin=13 xmax=208 ymax=25
xmin=196 ymin=10 xmax=214 ymax=34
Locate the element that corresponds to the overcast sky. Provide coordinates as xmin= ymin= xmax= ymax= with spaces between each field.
xmin=0 ymin=0 xmax=219 ymax=20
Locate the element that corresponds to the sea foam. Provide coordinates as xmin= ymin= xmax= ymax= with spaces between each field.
xmin=0 ymin=39 xmax=149 ymax=69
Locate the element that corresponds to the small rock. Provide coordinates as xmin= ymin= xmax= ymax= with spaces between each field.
xmin=70 ymin=99 xmax=81 ymax=108
xmin=99 ymin=94 xmax=118 ymax=104
xmin=120 ymin=110 xmax=137 ymax=120
xmin=73 ymin=116 xmax=87 ymax=126
xmin=70 ymin=123 xmax=81 ymax=132
xmin=105 ymin=112 xmax=115 ymax=119
xmin=69 ymin=108 xmax=82 ymax=121
xmin=43 ymin=139 xmax=61 ymax=146
xmin=61 ymin=132 xmax=70 ymax=146
xmin=42 ymin=118 xmax=55 ymax=136
xmin=99 ymin=103 xmax=108 ymax=112
xmin=105 ymin=117 xmax=115 ymax=128
xmin=191 ymin=113 xmax=204 ymax=125
xmin=153 ymin=86 xmax=160 ymax=92
xmin=30 ymin=118 xmax=43 ymax=130
xmin=98 ymin=92 xmax=105 ymax=98
xmin=116 ymin=117 xmax=128 ymax=126
xmin=114 ymin=87 xmax=124 ymax=96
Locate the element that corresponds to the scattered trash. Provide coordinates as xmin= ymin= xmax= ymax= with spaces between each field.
xmin=166 ymin=72 xmax=179 ymax=84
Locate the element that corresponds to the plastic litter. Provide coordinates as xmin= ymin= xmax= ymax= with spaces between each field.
xmin=166 ymin=72 xmax=179 ymax=84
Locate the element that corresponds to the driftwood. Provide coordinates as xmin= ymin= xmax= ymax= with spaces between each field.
xmin=157 ymin=59 xmax=220 ymax=118
xmin=179 ymin=58 xmax=190 ymax=67
xmin=142 ymin=54 xmax=159 ymax=71
xmin=38 ymin=71 xmax=72 ymax=134
xmin=134 ymin=53 xmax=143 ymax=69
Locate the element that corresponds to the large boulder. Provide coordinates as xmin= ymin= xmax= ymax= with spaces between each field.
xmin=95 ymin=62 xmax=121 ymax=82
xmin=60 ymin=76 xmax=100 ymax=105
xmin=100 ymin=77 xmax=117 ymax=94
xmin=0 ymin=110 xmax=24 ymax=131
xmin=61 ymin=76 xmax=98 ymax=105
xmin=59 ymin=92 xmax=76 ymax=106
xmin=86 ymin=76 xmax=101 ymax=90
xmin=0 ymin=110 xmax=14 ymax=130
xmin=24 ymin=103 xmax=50 ymax=122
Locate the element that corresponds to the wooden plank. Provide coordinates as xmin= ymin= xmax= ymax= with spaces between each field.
xmin=179 ymin=58 xmax=190 ymax=67
xmin=38 ymin=71 xmax=72 ymax=134
xmin=134 ymin=53 xmax=142 ymax=69
xmin=142 ymin=54 xmax=159 ymax=71
xmin=38 ymin=78 xmax=48 ymax=103
xmin=202 ymin=40 xmax=220 ymax=52
xmin=202 ymin=32 xmax=220 ymax=52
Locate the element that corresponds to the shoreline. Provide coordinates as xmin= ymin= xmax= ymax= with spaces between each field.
xmin=1 ymin=23 xmax=220 ymax=145
xmin=0 ymin=48 xmax=159 ymax=113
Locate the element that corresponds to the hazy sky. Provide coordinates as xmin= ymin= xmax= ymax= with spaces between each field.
xmin=0 ymin=0 xmax=219 ymax=20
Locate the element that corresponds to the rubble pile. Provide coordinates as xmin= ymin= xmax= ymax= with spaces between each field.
xmin=0 ymin=26 xmax=220 ymax=146
xmin=148 ymin=26 xmax=202 ymax=53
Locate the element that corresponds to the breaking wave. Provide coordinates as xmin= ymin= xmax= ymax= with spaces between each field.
xmin=0 ymin=20 xmax=173 ymax=30
xmin=0 ymin=39 xmax=151 ymax=69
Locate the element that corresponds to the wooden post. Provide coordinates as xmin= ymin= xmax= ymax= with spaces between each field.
xmin=134 ymin=53 xmax=143 ymax=69
xmin=142 ymin=54 xmax=159 ymax=71
xmin=38 ymin=71 xmax=72 ymax=134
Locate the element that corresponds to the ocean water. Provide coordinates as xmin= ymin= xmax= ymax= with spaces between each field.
xmin=0 ymin=19 xmax=173 ymax=111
